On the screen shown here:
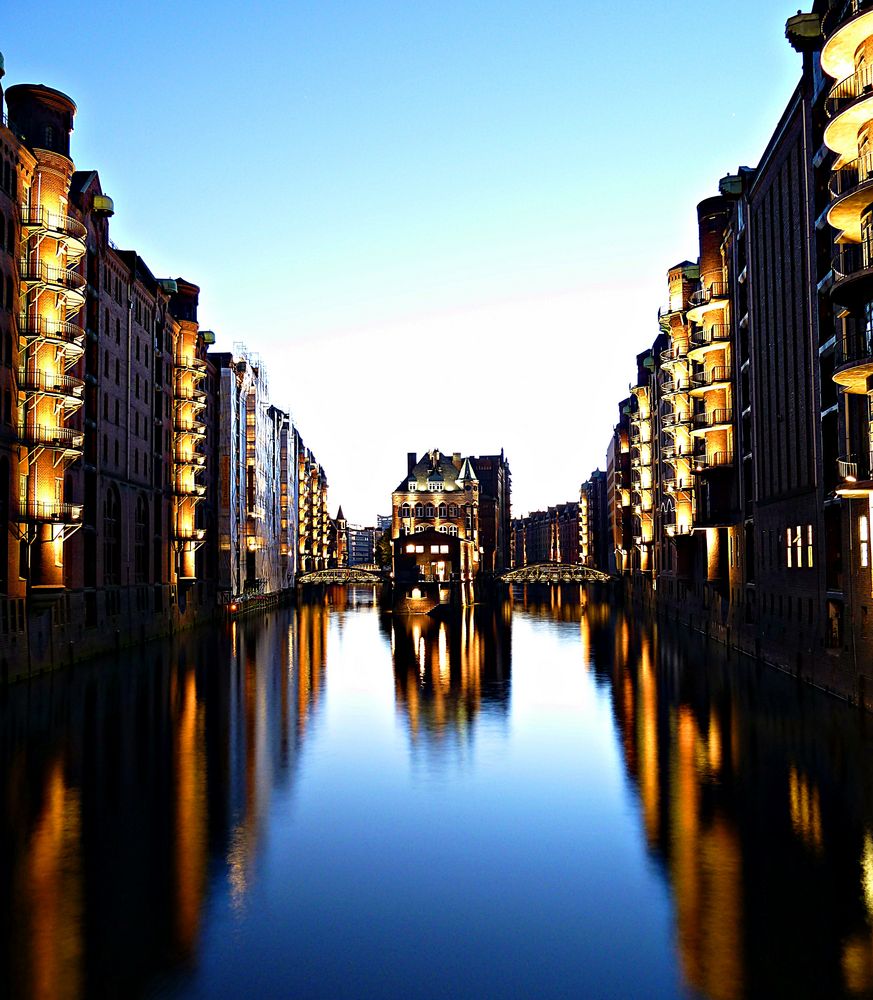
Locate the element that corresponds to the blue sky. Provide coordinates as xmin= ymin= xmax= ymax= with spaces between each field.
xmin=6 ymin=1 xmax=802 ymax=521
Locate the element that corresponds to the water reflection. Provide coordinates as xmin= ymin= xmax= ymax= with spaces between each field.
xmin=583 ymin=604 xmax=873 ymax=1000
xmin=0 ymin=605 xmax=324 ymax=998
xmin=387 ymin=605 xmax=511 ymax=756
xmin=6 ymin=591 xmax=873 ymax=997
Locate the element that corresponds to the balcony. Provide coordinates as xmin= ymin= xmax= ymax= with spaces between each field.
xmin=688 ymin=324 xmax=731 ymax=359
xmin=18 ymin=315 xmax=86 ymax=351
xmin=175 ymin=388 xmax=208 ymax=406
xmin=665 ymin=523 xmax=693 ymax=537
xmin=19 ymin=205 xmax=87 ymax=256
xmin=692 ymin=451 xmax=734 ymax=473
xmin=836 ymin=455 xmax=873 ymax=496
xmin=174 ymin=420 xmax=206 ymax=438
xmin=661 ymin=409 xmax=691 ymax=429
xmin=660 ymin=344 xmax=688 ymax=367
xmin=686 ymin=282 xmax=729 ymax=323
xmin=823 ymin=7 xmax=873 ymax=148
xmin=690 ymin=366 xmax=733 ymax=395
xmin=18 ymin=423 xmax=84 ymax=456
xmin=834 ymin=330 xmax=873 ymax=390
xmin=176 ymin=355 xmax=207 ymax=375
xmin=661 ymin=477 xmax=693 ymax=495
xmin=175 ymin=526 xmax=206 ymax=542
xmin=691 ymin=407 xmax=734 ymax=434
xmin=661 ymin=378 xmax=691 ymax=397
xmin=175 ymin=481 xmax=207 ymax=498
xmin=833 ymin=239 xmax=873 ymax=304
xmin=828 ymin=153 xmax=873 ymax=241
xmin=822 ymin=0 xmax=873 ymax=46
xmin=15 ymin=500 xmax=83 ymax=523
xmin=17 ymin=368 xmax=85 ymax=407
xmin=18 ymin=258 xmax=86 ymax=307
xmin=175 ymin=452 xmax=206 ymax=468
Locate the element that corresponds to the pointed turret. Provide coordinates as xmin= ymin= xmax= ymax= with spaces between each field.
xmin=457 ymin=458 xmax=478 ymax=484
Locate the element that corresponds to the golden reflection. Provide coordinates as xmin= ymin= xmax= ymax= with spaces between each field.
xmin=788 ymin=766 xmax=823 ymax=855
xmin=27 ymin=760 xmax=83 ymax=1000
xmin=175 ymin=669 xmax=207 ymax=952
xmin=390 ymin=604 xmax=510 ymax=750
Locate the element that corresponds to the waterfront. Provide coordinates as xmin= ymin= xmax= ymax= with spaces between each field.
xmin=3 ymin=587 xmax=873 ymax=999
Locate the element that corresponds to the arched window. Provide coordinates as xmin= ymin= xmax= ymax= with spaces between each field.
xmin=415 ymin=504 xmax=424 ymax=517
xmin=400 ymin=504 xmax=410 ymax=518
xmin=425 ymin=505 xmax=434 ymax=517
xmin=103 ymin=485 xmax=121 ymax=585
xmin=445 ymin=525 xmax=458 ymax=537
xmin=135 ymin=494 xmax=148 ymax=584
xmin=438 ymin=504 xmax=447 ymax=517
xmin=448 ymin=505 xmax=458 ymax=517
xmin=415 ymin=524 xmax=427 ymax=534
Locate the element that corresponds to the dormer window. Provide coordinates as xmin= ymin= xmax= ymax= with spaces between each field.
xmin=408 ymin=481 xmax=416 ymax=491
xmin=428 ymin=481 xmax=441 ymax=491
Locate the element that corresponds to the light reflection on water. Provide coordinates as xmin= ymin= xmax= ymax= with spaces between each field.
xmin=3 ymin=586 xmax=873 ymax=998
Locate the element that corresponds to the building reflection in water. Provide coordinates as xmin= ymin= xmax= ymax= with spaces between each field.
xmin=387 ymin=603 xmax=511 ymax=758
xmin=0 ymin=601 xmax=328 ymax=998
xmin=581 ymin=600 xmax=873 ymax=1000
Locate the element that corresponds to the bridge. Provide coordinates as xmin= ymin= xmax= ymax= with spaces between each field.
xmin=501 ymin=563 xmax=612 ymax=585
xmin=297 ymin=567 xmax=387 ymax=586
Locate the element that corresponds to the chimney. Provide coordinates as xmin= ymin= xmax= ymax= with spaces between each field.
xmin=407 ymin=452 xmax=417 ymax=475
xmin=452 ymin=452 xmax=461 ymax=468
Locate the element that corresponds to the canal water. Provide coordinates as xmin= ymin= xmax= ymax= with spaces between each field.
xmin=3 ymin=587 xmax=873 ymax=999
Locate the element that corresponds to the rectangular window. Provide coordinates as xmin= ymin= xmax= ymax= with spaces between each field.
xmin=430 ymin=545 xmax=440 ymax=553
xmin=440 ymin=545 xmax=449 ymax=554
xmin=807 ymin=525 xmax=814 ymax=569
xmin=786 ymin=527 xmax=793 ymax=569
xmin=415 ymin=545 xmax=424 ymax=553
xmin=861 ymin=515 xmax=869 ymax=569
xmin=796 ymin=525 xmax=802 ymax=569
xmin=406 ymin=544 xmax=415 ymax=553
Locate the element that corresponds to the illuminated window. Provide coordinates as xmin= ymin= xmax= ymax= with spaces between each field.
xmin=440 ymin=545 xmax=449 ymax=554
xmin=415 ymin=545 xmax=424 ymax=553
xmin=796 ymin=525 xmax=802 ymax=568
xmin=861 ymin=516 xmax=869 ymax=569
xmin=786 ymin=527 xmax=793 ymax=569
xmin=408 ymin=481 xmax=416 ymax=491
xmin=807 ymin=525 xmax=814 ymax=568
xmin=405 ymin=543 xmax=415 ymax=553
xmin=430 ymin=545 xmax=440 ymax=553
xmin=415 ymin=525 xmax=426 ymax=533
xmin=428 ymin=481 xmax=440 ymax=491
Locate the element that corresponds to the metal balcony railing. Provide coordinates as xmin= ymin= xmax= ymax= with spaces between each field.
xmin=15 ymin=500 xmax=83 ymax=522
xmin=692 ymin=366 xmax=733 ymax=389
xmin=693 ymin=451 xmax=734 ymax=471
xmin=829 ymin=151 xmax=873 ymax=201
xmin=826 ymin=61 xmax=873 ymax=119
xmin=690 ymin=324 xmax=731 ymax=349
xmin=833 ymin=239 xmax=873 ymax=283
xmin=688 ymin=282 xmax=730 ymax=308
xmin=18 ymin=423 xmax=84 ymax=449
xmin=822 ymin=0 xmax=873 ymax=38
xmin=17 ymin=369 xmax=84 ymax=397
xmin=662 ymin=410 xmax=691 ymax=428
xmin=18 ymin=258 xmax=85 ymax=292
xmin=18 ymin=315 xmax=86 ymax=347
xmin=835 ymin=330 xmax=873 ymax=367
xmin=661 ymin=379 xmax=691 ymax=397
xmin=19 ymin=205 xmax=87 ymax=242
xmin=838 ymin=457 xmax=860 ymax=481
xmin=692 ymin=408 xmax=733 ymax=428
